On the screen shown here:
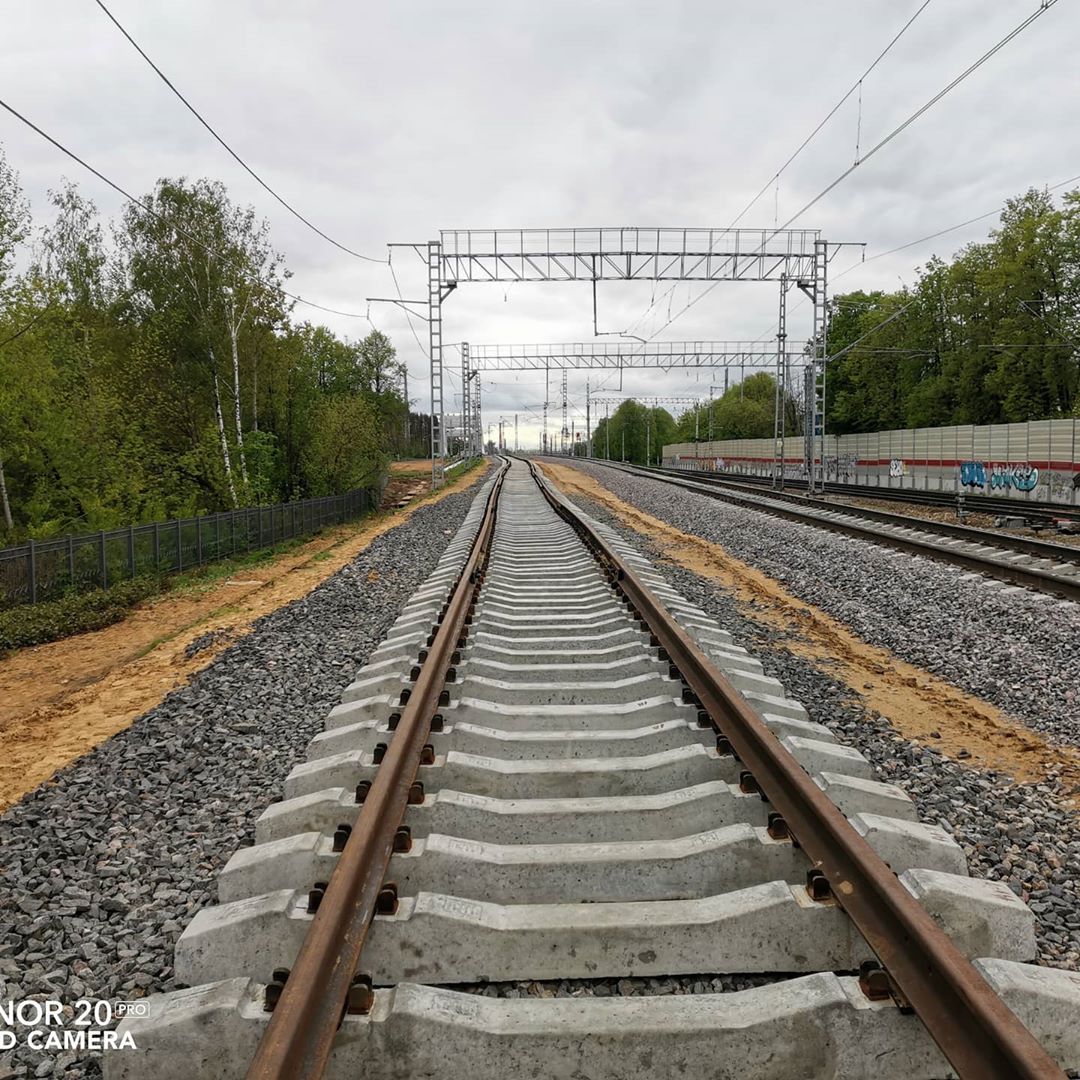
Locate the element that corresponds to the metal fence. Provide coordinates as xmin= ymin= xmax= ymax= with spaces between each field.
xmin=0 ymin=486 xmax=381 ymax=609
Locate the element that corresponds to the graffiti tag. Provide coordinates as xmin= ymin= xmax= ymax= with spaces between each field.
xmin=989 ymin=463 xmax=1039 ymax=492
xmin=960 ymin=461 xmax=986 ymax=488
xmin=889 ymin=459 xmax=905 ymax=478
xmin=825 ymin=454 xmax=857 ymax=481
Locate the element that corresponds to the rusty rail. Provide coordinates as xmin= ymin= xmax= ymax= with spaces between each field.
xmin=529 ymin=459 xmax=1065 ymax=1080
xmin=245 ymin=461 xmax=506 ymax=1080
xmin=599 ymin=461 xmax=1080 ymax=603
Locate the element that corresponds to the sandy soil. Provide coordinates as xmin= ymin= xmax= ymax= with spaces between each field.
xmin=0 ymin=465 xmax=485 ymax=810
xmin=390 ymin=459 xmax=442 ymax=474
xmin=539 ymin=461 xmax=1080 ymax=798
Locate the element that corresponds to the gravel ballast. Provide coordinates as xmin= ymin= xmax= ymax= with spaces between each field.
xmin=550 ymin=476 xmax=1080 ymax=977
xmin=565 ymin=461 xmax=1080 ymax=746
xmin=0 ymin=476 xmax=488 ymax=1080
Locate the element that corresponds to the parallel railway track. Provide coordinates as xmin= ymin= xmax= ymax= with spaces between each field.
xmin=594 ymin=461 xmax=1080 ymax=603
xmin=661 ymin=465 xmax=1080 ymax=525
xmin=108 ymin=457 xmax=1080 ymax=1079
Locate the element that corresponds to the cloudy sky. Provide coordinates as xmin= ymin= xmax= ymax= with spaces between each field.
xmin=4 ymin=0 xmax=1076 ymax=448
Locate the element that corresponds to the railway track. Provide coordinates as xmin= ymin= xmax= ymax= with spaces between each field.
xmin=663 ymin=466 xmax=1080 ymax=525
xmin=596 ymin=461 xmax=1080 ymax=603
xmin=107 ymin=457 xmax=1080 ymax=1079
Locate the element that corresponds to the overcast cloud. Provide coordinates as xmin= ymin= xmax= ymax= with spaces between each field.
xmin=4 ymin=0 xmax=1077 ymax=447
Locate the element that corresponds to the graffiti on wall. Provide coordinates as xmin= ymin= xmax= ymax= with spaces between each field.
xmin=1048 ymin=471 xmax=1080 ymax=499
xmin=989 ymin=463 xmax=1039 ymax=492
xmin=888 ymin=459 xmax=905 ymax=478
xmin=960 ymin=461 xmax=986 ymax=488
xmin=959 ymin=460 xmax=1039 ymax=491
xmin=825 ymin=454 xmax=858 ymax=481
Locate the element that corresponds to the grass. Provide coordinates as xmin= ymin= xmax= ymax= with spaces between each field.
xmin=0 ymin=530 xmax=338 ymax=656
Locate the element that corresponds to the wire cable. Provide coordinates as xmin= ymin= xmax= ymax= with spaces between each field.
xmin=0 ymin=95 xmax=370 ymax=319
xmin=623 ymin=0 xmax=935 ymax=338
xmin=92 ymin=0 xmax=385 ymax=264
xmin=389 ymin=256 xmax=431 ymax=360
xmin=642 ymin=0 xmax=1060 ymax=344
xmin=833 ymin=169 xmax=1080 ymax=283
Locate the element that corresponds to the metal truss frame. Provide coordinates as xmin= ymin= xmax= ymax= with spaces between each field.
xmin=799 ymin=240 xmax=829 ymax=493
xmin=381 ymin=227 xmax=855 ymax=487
xmin=439 ymin=228 xmax=821 ymax=283
xmin=466 ymin=340 xmax=807 ymax=371
xmin=591 ymin=396 xmax=703 ymax=409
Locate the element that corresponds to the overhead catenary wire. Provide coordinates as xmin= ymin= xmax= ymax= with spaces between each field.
xmin=832 ymin=169 xmax=1080 ymax=283
xmin=92 ymin=0 xmax=385 ymax=265
xmin=0 ymin=95 xmax=370 ymax=320
xmin=623 ymin=0 xmax=935 ymax=338
xmin=389 ymin=255 xmax=431 ymax=361
xmin=755 ymin=165 xmax=1080 ymax=341
xmin=639 ymin=0 xmax=1060 ymax=346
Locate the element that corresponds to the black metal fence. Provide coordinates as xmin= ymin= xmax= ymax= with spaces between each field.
xmin=0 ymin=487 xmax=381 ymax=609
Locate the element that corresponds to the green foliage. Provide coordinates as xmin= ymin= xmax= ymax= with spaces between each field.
xmin=826 ymin=188 xmax=1080 ymax=432
xmin=0 ymin=156 xmax=410 ymax=543
xmin=590 ymin=401 xmax=677 ymax=465
xmin=0 ymin=578 xmax=162 ymax=652
xmin=302 ymin=394 xmax=386 ymax=496
xmin=674 ymin=372 xmax=785 ymax=443
xmin=0 ymin=145 xmax=30 ymax=295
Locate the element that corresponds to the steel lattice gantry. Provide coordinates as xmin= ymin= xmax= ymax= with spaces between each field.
xmin=466 ymin=340 xmax=808 ymax=371
xmin=438 ymin=228 xmax=821 ymax=283
xmin=385 ymin=227 xmax=832 ymax=485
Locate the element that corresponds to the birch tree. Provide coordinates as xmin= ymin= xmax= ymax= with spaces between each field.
xmin=116 ymin=179 xmax=284 ymax=507
xmin=0 ymin=147 xmax=30 ymax=531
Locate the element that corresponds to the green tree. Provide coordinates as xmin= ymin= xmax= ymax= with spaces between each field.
xmin=302 ymin=395 xmax=385 ymax=496
xmin=590 ymin=401 xmax=675 ymax=465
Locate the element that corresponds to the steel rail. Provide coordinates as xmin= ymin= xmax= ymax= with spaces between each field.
xmin=529 ymin=459 xmax=1066 ymax=1080
xmin=632 ymin=464 xmax=1080 ymax=566
xmin=596 ymin=461 xmax=1080 ymax=602
xmin=245 ymin=460 xmax=507 ymax=1080
xmin=669 ymin=465 xmax=1080 ymax=523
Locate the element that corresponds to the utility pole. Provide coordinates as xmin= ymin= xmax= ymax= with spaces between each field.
xmin=646 ymin=416 xmax=650 ymax=466
xmin=560 ymin=369 xmax=569 ymax=455
xmin=605 ymin=406 xmax=610 ymax=460
xmin=514 ymin=413 xmax=518 ymax=451
xmin=460 ymin=343 xmax=470 ymax=462
xmin=401 ymin=366 xmax=409 ymax=454
xmin=621 ymin=428 xmax=625 ymax=462
xmin=542 ymin=366 xmax=549 ymax=455
xmin=774 ymin=274 xmax=788 ymax=490
xmin=473 ymin=371 xmax=482 ymax=456
xmin=585 ymin=379 xmax=591 ymax=458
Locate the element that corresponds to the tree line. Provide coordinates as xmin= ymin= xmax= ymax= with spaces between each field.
xmin=593 ymin=187 xmax=1080 ymax=455
xmin=0 ymin=145 xmax=429 ymax=541
xmin=586 ymin=374 xmax=791 ymax=463
xmin=825 ymin=188 xmax=1080 ymax=433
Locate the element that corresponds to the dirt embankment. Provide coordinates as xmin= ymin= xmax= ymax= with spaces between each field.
xmin=0 ymin=465 xmax=484 ymax=810
xmin=539 ymin=461 xmax=1080 ymax=798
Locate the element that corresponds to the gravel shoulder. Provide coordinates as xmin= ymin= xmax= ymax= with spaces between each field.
xmin=0 ymin=464 xmax=486 ymax=811
xmin=549 ymin=460 xmax=1080 ymax=748
xmin=0 ymin=471 xmax=488 ymax=1080
xmin=541 ymin=468 xmax=1080 ymax=977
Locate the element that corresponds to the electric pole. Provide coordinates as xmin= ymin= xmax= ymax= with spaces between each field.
xmin=585 ymin=379 xmax=591 ymax=458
